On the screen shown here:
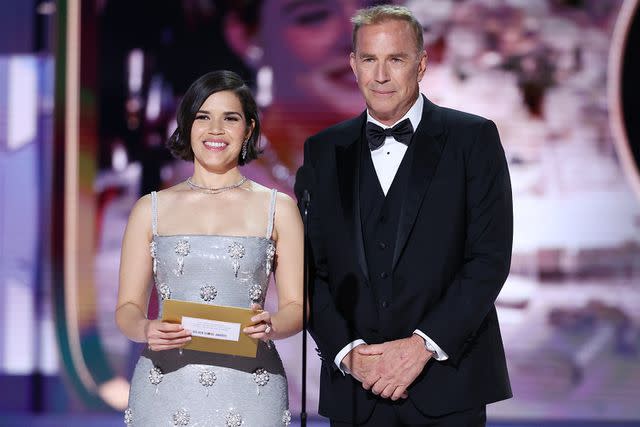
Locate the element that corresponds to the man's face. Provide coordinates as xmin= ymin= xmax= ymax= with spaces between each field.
xmin=350 ymin=19 xmax=427 ymax=125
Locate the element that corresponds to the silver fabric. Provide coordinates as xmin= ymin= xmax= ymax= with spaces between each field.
xmin=127 ymin=190 xmax=289 ymax=426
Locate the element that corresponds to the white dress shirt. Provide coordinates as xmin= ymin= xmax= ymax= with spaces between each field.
xmin=334 ymin=95 xmax=449 ymax=374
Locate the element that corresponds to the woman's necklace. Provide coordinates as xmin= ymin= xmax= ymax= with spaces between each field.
xmin=186 ymin=176 xmax=248 ymax=194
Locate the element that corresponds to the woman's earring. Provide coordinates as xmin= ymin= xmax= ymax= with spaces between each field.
xmin=241 ymin=139 xmax=248 ymax=160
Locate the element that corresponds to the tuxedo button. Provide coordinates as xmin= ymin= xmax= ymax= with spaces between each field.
xmin=380 ymin=272 xmax=388 ymax=279
xmin=381 ymin=301 xmax=389 ymax=309
xmin=378 ymin=241 xmax=387 ymax=250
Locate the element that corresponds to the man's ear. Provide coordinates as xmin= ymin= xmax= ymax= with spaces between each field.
xmin=417 ymin=50 xmax=428 ymax=82
xmin=350 ymin=52 xmax=357 ymax=80
xmin=223 ymin=12 xmax=261 ymax=68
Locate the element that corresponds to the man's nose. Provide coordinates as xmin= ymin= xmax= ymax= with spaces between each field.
xmin=374 ymin=63 xmax=390 ymax=83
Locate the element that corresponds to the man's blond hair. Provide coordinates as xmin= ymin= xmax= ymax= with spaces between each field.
xmin=351 ymin=5 xmax=424 ymax=53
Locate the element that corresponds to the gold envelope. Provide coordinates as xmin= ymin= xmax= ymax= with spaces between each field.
xmin=162 ymin=299 xmax=258 ymax=358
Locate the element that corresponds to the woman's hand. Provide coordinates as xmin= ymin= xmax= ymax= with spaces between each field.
xmin=145 ymin=319 xmax=192 ymax=351
xmin=243 ymin=303 xmax=273 ymax=342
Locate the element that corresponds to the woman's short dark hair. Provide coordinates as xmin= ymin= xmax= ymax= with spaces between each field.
xmin=167 ymin=70 xmax=261 ymax=165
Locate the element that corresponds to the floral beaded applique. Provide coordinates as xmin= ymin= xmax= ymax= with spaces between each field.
xmin=282 ymin=410 xmax=292 ymax=426
xmin=174 ymin=239 xmax=190 ymax=276
xmin=149 ymin=366 xmax=163 ymax=394
xmin=225 ymin=410 xmax=242 ymax=427
xmin=248 ymin=284 xmax=264 ymax=304
xmin=199 ymin=285 xmax=217 ymax=303
xmin=124 ymin=408 xmax=133 ymax=425
xmin=149 ymin=241 xmax=158 ymax=275
xmin=157 ymin=283 xmax=171 ymax=301
xmin=172 ymin=408 xmax=190 ymax=426
xmin=253 ymin=367 xmax=269 ymax=395
xmin=227 ymin=242 xmax=245 ymax=277
xmin=148 ymin=366 xmax=163 ymax=385
xmin=265 ymin=242 xmax=276 ymax=277
xmin=198 ymin=369 xmax=216 ymax=396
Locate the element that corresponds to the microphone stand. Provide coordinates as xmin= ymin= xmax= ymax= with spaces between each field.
xmin=300 ymin=190 xmax=310 ymax=427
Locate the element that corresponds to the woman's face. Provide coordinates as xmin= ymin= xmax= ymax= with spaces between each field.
xmin=259 ymin=0 xmax=378 ymax=118
xmin=190 ymin=90 xmax=254 ymax=173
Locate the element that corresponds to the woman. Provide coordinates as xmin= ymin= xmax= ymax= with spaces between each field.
xmin=116 ymin=70 xmax=303 ymax=426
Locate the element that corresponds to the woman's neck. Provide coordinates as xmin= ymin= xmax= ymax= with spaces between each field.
xmin=190 ymin=166 xmax=244 ymax=189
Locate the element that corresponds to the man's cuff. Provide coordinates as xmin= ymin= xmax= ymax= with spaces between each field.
xmin=413 ymin=329 xmax=449 ymax=361
xmin=334 ymin=339 xmax=367 ymax=375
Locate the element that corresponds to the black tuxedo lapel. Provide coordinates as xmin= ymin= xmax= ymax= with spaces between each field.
xmin=335 ymin=114 xmax=369 ymax=282
xmin=392 ymin=97 xmax=447 ymax=270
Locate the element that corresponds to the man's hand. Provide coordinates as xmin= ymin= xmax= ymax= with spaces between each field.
xmin=340 ymin=346 xmax=380 ymax=384
xmin=357 ymin=334 xmax=432 ymax=400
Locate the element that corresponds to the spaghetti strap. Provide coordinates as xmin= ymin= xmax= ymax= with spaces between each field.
xmin=266 ymin=189 xmax=277 ymax=239
xmin=151 ymin=191 xmax=158 ymax=236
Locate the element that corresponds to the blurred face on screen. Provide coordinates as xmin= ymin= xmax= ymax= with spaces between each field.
xmin=257 ymin=0 xmax=367 ymax=118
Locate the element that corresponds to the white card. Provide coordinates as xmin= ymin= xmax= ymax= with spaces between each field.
xmin=181 ymin=316 xmax=241 ymax=342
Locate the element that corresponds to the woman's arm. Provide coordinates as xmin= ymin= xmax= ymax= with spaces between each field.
xmin=244 ymin=192 xmax=306 ymax=341
xmin=115 ymin=194 xmax=191 ymax=350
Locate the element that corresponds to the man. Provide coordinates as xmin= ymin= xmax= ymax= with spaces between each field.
xmin=295 ymin=5 xmax=513 ymax=426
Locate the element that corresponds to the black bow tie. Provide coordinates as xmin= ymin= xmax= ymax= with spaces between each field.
xmin=366 ymin=118 xmax=414 ymax=151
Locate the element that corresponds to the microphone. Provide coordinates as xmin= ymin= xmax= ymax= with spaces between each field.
xmin=300 ymin=188 xmax=310 ymax=427
xmin=302 ymin=189 xmax=311 ymax=213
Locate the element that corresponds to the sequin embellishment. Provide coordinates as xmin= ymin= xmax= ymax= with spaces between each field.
xmin=124 ymin=408 xmax=133 ymax=425
xmin=148 ymin=366 xmax=163 ymax=386
xmin=174 ymin=239 xmax=190 ymax=276
xmin=248 ymin=284 xmax=263 ymax=303
xmin=158 ymin=283 xmax=171 ymax=301
xmin=227 ymin=242 xmax=245 ymax=277
xmin=199 ymin=369 xmax=216 ymax=396
xmin=172 ymin=408 xmax=190 ymax=426
xmin=282 ymin=410 xmax=292 ymax=426
xmin=225 ymin=410 xmax=242 ymax=427
xmin=200 ymin=285 xmax=217 ymax=302
xmin=265 ymin=242 xmax=276 ymax=277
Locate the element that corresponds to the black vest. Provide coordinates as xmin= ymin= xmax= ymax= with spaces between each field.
xmin=359 ymin=133 xmax=415 ymax=333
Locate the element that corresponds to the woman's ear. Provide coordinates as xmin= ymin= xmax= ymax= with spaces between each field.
xmin=246 ymin=119 xmax=256 ymax=140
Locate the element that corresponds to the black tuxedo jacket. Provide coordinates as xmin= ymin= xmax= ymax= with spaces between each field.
xmin=294 ymin=96 xmax=513 ymax=423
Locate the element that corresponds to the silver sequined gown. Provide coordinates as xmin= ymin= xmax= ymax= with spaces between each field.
xmin=125 ymin=190 xmax=291 ymax=427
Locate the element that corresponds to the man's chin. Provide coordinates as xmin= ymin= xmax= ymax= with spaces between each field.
xmin=366 ymin=107 xmax=397 ymax=122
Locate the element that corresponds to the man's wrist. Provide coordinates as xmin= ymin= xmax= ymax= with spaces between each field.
xmin=340 ymin=352 xmax=352 ymax=371
xmin=335 ymin=339 xmax=366 ymax=375
xmin=413 ymin=333 xmax=433 ymax=352
xmin=411 ymin=333 xmax=432 ymax=360
xmin=412 ymin=330 xmax=449 ymax=361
